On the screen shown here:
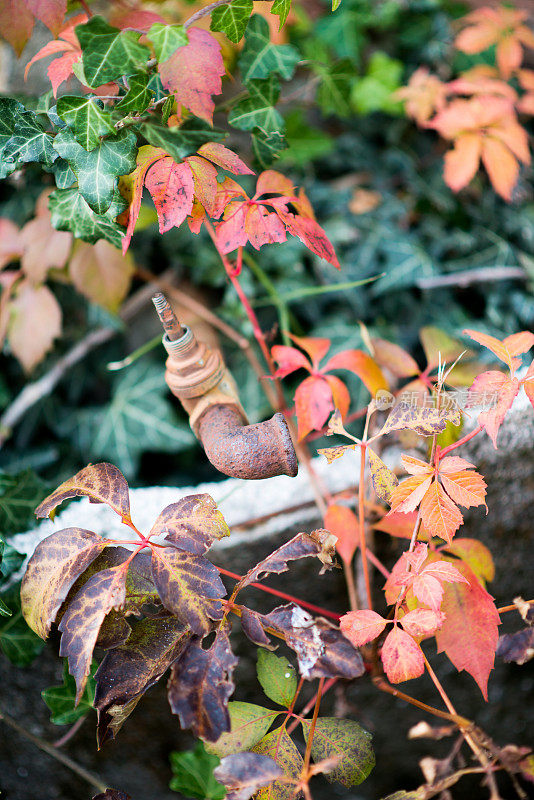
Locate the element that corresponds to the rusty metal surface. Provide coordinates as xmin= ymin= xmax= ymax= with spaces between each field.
xmin=152 ymin=292 xmax=184 ymax=340
xmin=197 ymin=404 xmax=298 ymax=480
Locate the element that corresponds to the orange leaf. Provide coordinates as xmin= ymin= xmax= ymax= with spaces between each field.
xmin=288 ymin=334 xmax=331 ymax=370
xmin=496 ymin=35 xmax=523 ymax=79
xmin=381 ymin=626 xmax=425 ymax=683
xmin=255 ymin=170 xmax=295 ymax=197
xmin=244 ymin=204 xmax=287 ymax=250
xmin=271 ymin=345 xmax=311 ymax=378
xmin=324 ymin=504 xmax=359 ymax=565
xmin=0 ymin=218 xmax=24 ymax=268
xmin=400 ymin=454 xmax=433 ymax=476
xmin=371 ymin=338 xmax=419 ymax=378
xmin=185 ymin=155 xmax=218 ymax=217
xmin=324 ymin=375 xmax=350 ymax=418
xmin=373 ymin=510 xmax=429 ymax=541
xmin=340 ymin=609 xmax=387 ymax=647
xmin=435 ymin=561 xmax=500 ymax=699
xmin=440 ymin=470 xmax=487 ymax=510
xmin=8 ymin=280 xmax=62 ymax=372
xmin=0 ymin=0 xmax=34 ymax=56
xmin=197 ymin=142 xmax=254 ymax=176
xmin=389 ymin=475 xmax=432 ymax=513
xmin=477 ymin=376 xmax=520 ymax=448
xmin=443 ymin=133 xmax=482 ymax=192
xmin=420 ymin=480 xmax=463 ymax=544
xmin=503 ymin=331 xmax=534 ymax=357
xmin=438 ymin=456 xmax=476 ymax=473
xmin=463 ymin=329 xmax=512 ymax=367
xmin=19 ymin=215 xmax=72 ymax=284
xmin=322 ymin=349 xmax=388 ymax=396
xmin=481 ymin=136 xmax=519 ymax=201
xmin=294 ymin=375 xmax=334 ymax=440
xmin=400 ymin=608 xmax=445 ymax=638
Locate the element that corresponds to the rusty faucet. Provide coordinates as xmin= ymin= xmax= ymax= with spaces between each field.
xmin=152 ymin=293 xmax=298 ymax=480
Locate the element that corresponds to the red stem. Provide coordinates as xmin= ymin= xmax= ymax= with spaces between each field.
xmin=438 ymin=423 xmax=484 ymax=457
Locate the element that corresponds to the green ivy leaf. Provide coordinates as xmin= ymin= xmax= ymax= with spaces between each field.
xmin=147 ymin=23 xmax=188 ymax=62
xmin=57 ymin=96 xmax=116 ymax=151
xmin=301 ymin=717 xmax=375 ymax=786
xmin=42 ymin=659 xmax=97 ymax=725
xmin=2 ymin=108 xmax=57 ymax=167
xmin=278 ymin=110 xmax=333 ymax=166
xmin=67 ymin=361 xmax=195 ymax=478
xmin=205 ymin=701 xmax=280 ymax=757
xmin=229 ymin=76 xmax=283 ymax=133
xmin=240 ymin=15 xmax=299 ymax=82
xmin=76 ymin=16 xmax=150 ymax=88
xmin=315 ymin=59 xmax=353 ymax=117
xmin=0 ymin=584 xmax=45 ymax=666
xmin=140 ymin=122 xmax=225 ymax=162
xmin=49 ymin=188 xmax=126 ymax=247
xmin=53 ymin=128 xmax=137 ymax=215
xmin=49 ymin=158 xmax=76 ymax=188
xmin=116 ymin=73 xmax=154 ymax=115
xmin=0 ymin=543 xmax=25 ymax=581
xmin=251 ymin=128 xmax=286 ymax=168
xmin=271 ymin=0 xmax=291 ymax=29
xmin=169 ymin=742 xmax=225 ymax=800
xmin=211 ymin=0 xmax=253 ymax=44
xmin=0 ymin=469 xmax=49 ymax=537
xmin=256 ymin=649 xmax=297 ymax=707
xmin=350 ymin=51 xmax=403 ymax=115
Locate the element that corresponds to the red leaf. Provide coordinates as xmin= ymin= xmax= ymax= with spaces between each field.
xmin=288 ymin=334 xmax=330 ymax=370
xmin=477 ymin=376 xmax=520 ymax=448
xmin=109 ymin=6 xmax=165 ymax=31
xmin=244 ymin=204 xmax=287 ymax=250
xmin=216 ymin=201 xmax=249 ymax=253
xmin=121 ymin=145 xmax=167 ymax=254
xmin=0 ymin=218 xmax=24 ymax=267
xmin=381 ymin=626 xmax=425 ymax=683
xmin=255 ymin=170 xmax=295 ymax=197
xmin=185 ymin=155 xmax=218 ymax=217
xmin=373 ymin=510 xmax=429 ymax=541
xmin=503 ymin=331 xmax=534 ymax=357
xmin=277 ymin=210 xmax=340 ymax=268
xmin=271 ymin=345 xmax=311 ymax=378
xmin=198 ymin=142 xmax=254 ymax=175
xmin=340 ymin=609 xmax=388 ymax=647
xmin=324 ymin=504 xmax=359 ymax=565
xmin=411 ymin=574 xmax=444 ymax=611
xmin=438 ymin=456 xmax=476 ymax=473
xmin=159 ymin=27 xmax=224 ymax=125
xmin=0 ymin=0 xmax=34 ymax=55
xmin=24 ymin=13 xmax=84 ymax=96
xmin=294 ymin=375 xmax=334 ymax=439
xmin=322 ymin=349 xmax=388 ymax=396
xmin=324 ymin=375 xmax=350 ymax=418
xmin=435 ymin=561 xmax=500 ymax=699
xmin=145 ymin=157 xmax=194 ymax=234
xmin=26 ymin=0 xmax=67 ymax=37
xmin=400 ymin=608 xmax=445 ymax=638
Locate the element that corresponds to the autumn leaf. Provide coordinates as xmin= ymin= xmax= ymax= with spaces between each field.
xmin=455 ymin=7 xmax=534 ymax=79
xmin=468 ymin=371 xmax=520 ymax=447
xmin=394 ymin=67 xmax=447 ymax=125
xmin=0 ymin=217 xmax=24 ymax=267
xmin=420 ymin=481 xmax=464 ymax=544
xmin=318 ymin=444 xmax=357 ymax=465
xmin=252 ymin=727 xmax=303 ymax=800
xmin=167 ymin=626 xmax=237 ymax=741
xmin=59 ymin=565 xmax=128 ymax=703
xmin=324 ymin=503 xmax=359 ymax=565
xmin=159 ymin=27 xmax=225 ymax=124
xmin=371 ymin=337 xmax=419 ymax=379
xmin=6 ymin=280 xmax=62 ymax=373
xmin=214 ymin=752 xmax=283 ymax=800
xmin=24 ymin=13 xmax=85 ymax=96
xmin=69 ymin=240 xmax=134 ymax=311
xmin=241 ymin=530 xmax=335 ymax=586
xmin=19 ymin=210 xmax=72 ymax=284
xmin=197 ymin=142 xmax=254 ymax=176
xmin=378 ymin=400 xmax=455 ymax=438
xmin=94 ymin=616 xmax=191 ymax=746
xmin=399 ymin=608 xmax=445 ymax=638
xmin=435 ymin=560 xmax=500 ymax=699
xmin=368 ymin=449 xmax=398 ymax=504
xmin=381 ymin=626 xmax=425 ymax=683
xmin=443 ymin=538 xmax=494 ymax=584
xmin=145 ymin=157 xmax=195 ymax=233
xmin=150 ymin=546 xmax=226 ymax=634
xmin=301 ymin=717 xmax=375 ymax=787
xmin=35 ymin=462 xmax=131 ymax=521
xmin=240 ymin=607 xmax=272 ymax=649
xmin=150 ymin=494 xmax=230 ymax=555
xmin=340 ymin=609 xmax=388 ymax=647
xmin=205 ymin=701 xmax=281 ymax=758
xmin=21 ymin=527 xmax=107 ymax=639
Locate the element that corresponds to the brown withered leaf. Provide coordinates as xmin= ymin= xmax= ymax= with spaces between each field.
xmin=35 ymin=463 xmax=131 ymax=521
xmin=262 ymin=603 xmax=365 ymax=680
xmin=167 ymin=626 xmax=238 ymax=742
xmin=151 ymin=546 xmax=225 ymax=635
xmin=241 ymin=530 xmax=335 ymax=588
xmin=252 ymin=727 xmax=303 ymax=800
xmin=214 ymin=753 xmax=283 ymax=800
xmin=95 ymin=616 xmax=191 ymax=747
xmin=496 ymin=629 xmax=534 ymax=665
xmin=96 ymin=611 xmax=132 ymax=650
xmin=21 ymin=527 xmax=107 ymax=639
xmin=150 ymin=494 xmax=230 ymax=554
xmin=59 ymin=565 xmax=128 ymax=703
xmin=378 ymin=401 xmax=459 ymax=438
xmin=240 ymin=607 xmax=274 ymax=649
xmin=92 ymin=791 xmax=131 ymax=800
xmin=318 ymin=444 xmax=357 ymax=464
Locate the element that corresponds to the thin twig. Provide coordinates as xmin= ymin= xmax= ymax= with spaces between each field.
xmin=416 ymin=267 xmax=525 ymax=290
xmin=0 ymin=707 xmax=107 ymax=793
xmin=53 ymin=716 xmax=86 ymax=748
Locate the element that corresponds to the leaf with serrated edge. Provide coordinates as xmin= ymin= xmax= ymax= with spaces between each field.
xmin=256 ymin=649 xmax=297 ymax=707
xmin=301 ymin=717 xmax=375 ymax=786
xmin=94 ymin=615 xmax=190 ymax=746
xmin=214 ymin=752 xmax=283 ymax=800
xmin=205 ymin=702 xmax=280 ymax=757
xmin=150 ymin=546 xmax=225 ymax=634
xmin=59 ymin=565 xmax=127 ymax=703
xmin=35 ymin=462 xmax=131 ymax=521
xmin=57 ymin=96 xmax=115 ymax=151
xmin=211 ymin=0 xmax=253 ymax=44
xmin=168 ymin=627 xmax=237 ymax=742
xmin=21 ymin=528 xmax=106 ymax=640
xmin=379 ymin=401 xmax=457 ymax=437
xmin=381 ymin=626 xmax=425 ymax=683
xmin=252 ymin=727 xmax=303 ymax=800
xmin=152 ymin=494 xmax=229 ymax=554
xmin=241 ymin=530 xmax=331 ymax=587
xmin=198 ymin=142 xmax=254 ymax=175
xmin=340 ymin=610 xmax=388 ymax=647
xmin=145 ymin=156 xmax=194 ymax=233
xmin=443 ymin=538 xmax=494 ymax=583
xmin=239 ymin=15 xmax=299 ymax=81
xmin=420 ymin=481 xmax=463 ymax=544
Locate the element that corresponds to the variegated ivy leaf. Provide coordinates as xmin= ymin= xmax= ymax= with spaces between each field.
xmin=49 ymin=188 xmax=126 ymax=247
xmin=56 ymin=95 xmax=115 ymax=151
xmin=116 ymin=73 xmax=153 ymax=115
xmin=76 ymin=16 xmax=150 ymax=88
xmin=229 ymin=76 xmax=283 ymax=133
xmin=210 ymin=0 xmax=253 ymax=44
xmin=2 ymin=105 xmax=57 ymax=167
xmin=53 ymin=128 xmax=137 ymax=214
xmin=147 ymin=23 xmax=188 ymax=62
xmin=271 ymin=0 xmax=292 ymax=29
xmin=239 ymin=16 xmax=299 ymax=83
xmin=251 ymin=128 xmax=286 ymax=168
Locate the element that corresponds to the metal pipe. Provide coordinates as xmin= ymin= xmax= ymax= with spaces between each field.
xmin=152 ymin=293 xmax=298 ymax=480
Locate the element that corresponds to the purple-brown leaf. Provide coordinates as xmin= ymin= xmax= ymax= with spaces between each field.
xmin=150 ymin=494 xmax=230 ymax=554
xmin=92 ymin=791 xmax=131 ymax=800
xmin=35 ymin=463 xmax=131 ymax=521
xmin=151 ymin=546 xmax=226 ymax=635
xmin=167 ymin=626 xmax=238 ymax=741
xmin=242 ymin=530 xmax=336 ymax=587
xmin=240 ymin=607 xmax=273 ymax=649
xmin=59 ymin=566 xmax=128 ymax=703
xmin=496 ymin=629 xmax=534 ymax=665
xmin=262 ymin=603 xmax=365 ymax=680
xmin=21 ymin=527 xmax=107 ymax=640
xmin=214 ymin=753 xmax=283 ymax=800
xmin=95 ymin=616 xmax=191 ymax=747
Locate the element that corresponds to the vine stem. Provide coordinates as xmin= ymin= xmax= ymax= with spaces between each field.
xmin=358 ymin=444 xmax=373 ymax=609
xmin=0 ymin=708 xmax=107 ymax=793
xmin=372 ymin=677 xmax=472 ymax=727
xmin=302 ymin=678 xmax=325 ymax=778
xmin=438 ymin=423 xmax=484 ymax=457
xmin=343 ymin=561 xmax=358 ymax=611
